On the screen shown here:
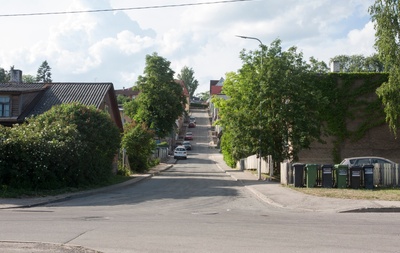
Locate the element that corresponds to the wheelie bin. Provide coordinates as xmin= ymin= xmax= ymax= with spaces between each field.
xmin=363 ymin=165 xmax=374 ymax=190
xmin=292 ymin=163 xmax=305 ymax=187
xmin=305 ymin=164 xmax=318 ymax=188
xmin=321 ymin=164 xmax=333 ymax=188
xmin=349 ymin=165 xmax=362 ymax=189
xmin=334 ymin=164 xmax=348 ymax=188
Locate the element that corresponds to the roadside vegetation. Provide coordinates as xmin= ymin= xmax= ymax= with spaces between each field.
xmin=0 ymin=103 xmax=121 ymax=195
xmin=290 ymin=187 xmax=400 ymax=202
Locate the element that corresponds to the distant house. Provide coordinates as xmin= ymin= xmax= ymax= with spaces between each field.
xmin=208 ymin=77 xmax=227 ymax=146
xmin=0 ymin=80 xmax=123 ymax=130
xmin=115 ymin=87 xmax=140 ymax=100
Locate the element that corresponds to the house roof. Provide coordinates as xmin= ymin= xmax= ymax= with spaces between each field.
xmin=209 ymin=77 xmax=224 ymax=95
xmin=28 ymin=83 xmax=112 ymax=116
xmin=115 ymin=87 xmax=139 ymax=98
xmin=211 ymin=85 xmax=223 ymax=95
xmin=0 ymin=82 xmax=123 ymax=130
xmin=0 ymin=83 xmax=44 ymax=93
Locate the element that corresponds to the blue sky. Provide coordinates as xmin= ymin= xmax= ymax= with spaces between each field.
xmin=0 ymin=0 xmax=376 ymax=93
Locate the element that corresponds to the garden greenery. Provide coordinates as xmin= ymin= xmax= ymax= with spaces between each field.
xmin=0 ymin=103 xmax=121 ymax=190
xmin=121 ymin=122 xmax=156 ymax=173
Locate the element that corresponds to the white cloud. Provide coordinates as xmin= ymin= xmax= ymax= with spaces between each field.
xmin=0 ymin=0 xmax=377 ymax=93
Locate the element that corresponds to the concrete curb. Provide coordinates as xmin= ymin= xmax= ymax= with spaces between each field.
xmin=0 ymin=163 xmax=174 ymax=210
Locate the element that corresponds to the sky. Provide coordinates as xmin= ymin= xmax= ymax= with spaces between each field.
xmin=0 ymin=0 xmax=376 ymax=94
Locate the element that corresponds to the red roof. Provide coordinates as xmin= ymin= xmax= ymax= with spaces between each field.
xmin=211 ymin=85 xmax=223 ymax=95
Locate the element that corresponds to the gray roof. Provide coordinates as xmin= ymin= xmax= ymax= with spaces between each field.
xmin=0 ymin=83 xmax=44 ymax=92
xmin=28 ymin=83 xmax=113 ymax=116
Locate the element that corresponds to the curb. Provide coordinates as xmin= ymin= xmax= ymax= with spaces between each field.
xmin=0 ymin=163 xmax=174 ymax=210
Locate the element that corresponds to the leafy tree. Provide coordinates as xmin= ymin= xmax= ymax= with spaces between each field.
xmin=121 ymin=122 xmax=156 ymax=172
xmin=213 ymin=39 xmax=327 ymax=167
xmin=196 ymin=91 xmax=210 ymax=101
xmin=330 ymin=54 xmax=384 ymax=72
xmin=177 ymin=66 xmax=199 ymax=99
xmin=22 ymin=74 xmax=36 ymax=83
xmin=309 ymin=57 xmax=329 ymax=73
xmin=117 ymin=94 xmax=131 ymax=104
xmin=29 ymin=103 xmax=121 ymax=185
xmin=369 ymin=0 xmax=400 ymax=135
xmin=36 ymin=60 xmax=52 ymax=83
xmin=0 ymin=67 xmax=9 ymax=82
xmin=134 ymin=52 xmax=187 ymax=138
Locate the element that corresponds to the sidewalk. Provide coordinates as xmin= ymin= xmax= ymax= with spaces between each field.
xmin=0 ymin=159 xmax=175 ymax=210
xmin=210 ymin=153 xmax=400 ymax=213
xmin=2 ymin=155 xmax=400 ymax=212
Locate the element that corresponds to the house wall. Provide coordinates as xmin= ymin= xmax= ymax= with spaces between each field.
xmin=101 ymin=91 xmax=123 ymax=129
xmin=9 ymin=91 xmax=40 ymax=117
xmin=298 ymin=75 xmax=400 ymax=165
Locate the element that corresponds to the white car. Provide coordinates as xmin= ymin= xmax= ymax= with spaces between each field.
xmin=174 ymin=145 xmax=187 ymax=159
xmin=340 ymin=156 xmax=396 ymax=166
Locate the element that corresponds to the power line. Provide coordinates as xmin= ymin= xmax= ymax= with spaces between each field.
xmin=0 ymin=0 xmax=255 ymax=17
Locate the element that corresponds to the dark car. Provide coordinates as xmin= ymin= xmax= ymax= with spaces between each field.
xmin=182 ymin=141 xmax=192 ymax=150
xmin=188 ymin=122 xmax=196 ymax=128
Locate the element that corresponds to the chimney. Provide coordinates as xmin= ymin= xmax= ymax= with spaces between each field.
xmin=330 ymin=61 xmax=340 ymax=73
xmin=10 ymin=69 xmax=22 ymax=83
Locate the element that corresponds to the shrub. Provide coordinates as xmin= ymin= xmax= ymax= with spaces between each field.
xmin=0 ymin=103 xmax=121 ymax=190
xmin=121 ymin=122 xmax=156 ymax=172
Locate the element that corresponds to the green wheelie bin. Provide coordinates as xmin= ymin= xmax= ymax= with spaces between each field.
xmin=305 ymin=164 xmax=318 ymax=188
xmin=334 ymin=164 xmax=348 ymax=188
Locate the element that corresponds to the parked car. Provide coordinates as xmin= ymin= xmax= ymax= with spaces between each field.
xmin=184 ymin=132 xmax=193 ymax=140
xmin=188 ymin=122 xmax=196 ymax=128
xmin=182 ymin=141 xmax=192 ymax=150
xmin=190 ymin=116 xmax=196 ymax=124
xmin=174 ymin=145 xmax=187 ymax=159
xmin=340 ymin=156 xmax=397 ymax=166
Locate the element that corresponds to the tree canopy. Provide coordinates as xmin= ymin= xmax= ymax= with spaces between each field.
xmin=330 ymin=54 xmax=385 ymax=72
xmin=0 ymin=68 xmax=8 ymax=82
xmin=177 ymin=66 xmax=199 ymax=99
xmin=213 ymin=39 xmax=327 ymax=166
xmin=36 ymin=60 xmax=52 ymax=83
xmin=369 ymin=0 xmax=400 ymax=135
xmin=130 ymin=52 xmax=187 ymax=138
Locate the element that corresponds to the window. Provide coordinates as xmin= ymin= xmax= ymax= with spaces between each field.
xmin=0 ymin=96 xmax=10 ymax=117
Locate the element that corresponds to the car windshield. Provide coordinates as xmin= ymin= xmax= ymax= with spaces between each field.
xmin=176 ymin=148 xmax=186 ymax=151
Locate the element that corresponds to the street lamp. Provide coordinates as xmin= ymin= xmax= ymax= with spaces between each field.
xmin=236 ymin=35 xmax=264 ymax=180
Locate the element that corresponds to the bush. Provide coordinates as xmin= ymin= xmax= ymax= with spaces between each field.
xmin=121 ymin=122 xmax=155 ymax=172
xmin=0 ymin=103 xmax=121 ymax=190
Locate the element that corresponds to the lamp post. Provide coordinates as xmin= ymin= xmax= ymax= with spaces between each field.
xmin=236 ymin=35 xmax=264 ymax=181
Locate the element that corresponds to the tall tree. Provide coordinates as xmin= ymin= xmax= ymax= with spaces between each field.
xmin=133 ymin=52 xmax=187 ymax=138
xmin=369 ymin=0 xmax=400 ymax=135
xmin=22 ymin=74 xmax=36 ymax=83
xmin=213 ymin=39 xmax=327 ymax=167
xmin=177 ymin=66 xmax=199 ymax=99
xmin=36 ymin=60 xmax=52 ymax=83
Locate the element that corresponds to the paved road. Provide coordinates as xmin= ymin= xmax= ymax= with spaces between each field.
xmin=1 ymin=108 xmax=400 ymax=252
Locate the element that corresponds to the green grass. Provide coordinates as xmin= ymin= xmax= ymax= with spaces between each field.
xmin=289 ymin=186 xmax=400 ymax=201
xmin=247 ymin=169 xmax=400 ymax=201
